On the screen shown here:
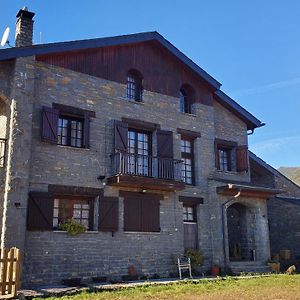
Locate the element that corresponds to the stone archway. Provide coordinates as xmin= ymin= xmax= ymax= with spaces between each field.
xmin=227 ymin=203 xmax=255 ymax=261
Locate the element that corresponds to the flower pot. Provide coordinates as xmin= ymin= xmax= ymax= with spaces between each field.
xmin=211 ymin=265 xmax=220 ymax=276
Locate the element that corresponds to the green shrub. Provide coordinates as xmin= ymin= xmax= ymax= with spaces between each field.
xmin=59 ymin=219 xmax=86 ymax=235
xmin=186 ymin=249 xmax=204 ymax=267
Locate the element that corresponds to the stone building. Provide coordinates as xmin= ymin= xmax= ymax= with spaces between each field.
xmin=250 ymin=152 xmax=300 ymax=261
xmin=0 ymin=8 xmax=293 ymax=286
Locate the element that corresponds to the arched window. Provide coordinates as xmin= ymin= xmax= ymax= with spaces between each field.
xmin=179 ymin=84 xmax=194 ymax=114
xmin=127 ymin=69 xmax=143 ymax=102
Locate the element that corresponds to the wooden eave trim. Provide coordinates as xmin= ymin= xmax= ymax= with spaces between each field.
xmin=119 ymin=190 xmax=163 ymax=200
xmin=177 ymin=128 xmax=201 ymax=139
xmin=53 ymin=103 xmax=96 ymax=118
xmin=48 ymin=184 xmax=103 ymax=196
xmin=216 ymin=184 xmax=283 ymax=199
xmin=215 ymin=139 xmax=238 ymax=148
xmin=179 ymin=196 xmax=203 ymax=205
xmin=121 ymin=117 xmax=160 ymax=131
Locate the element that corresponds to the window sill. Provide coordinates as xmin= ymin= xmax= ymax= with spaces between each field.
xmin=53 ymin=230 xmax=99 ymax=234
xmin=179 ymin=112 xmax=197 ymax=117
xmin=120 ymin=97 xmax=145 ymax=105
xmin=57 ymin=145 xmax=90 ymax=151
xmin=124 ymin=231 xmax=160 ymax=235
xmin=183 ymin=221 xmax=197 ymax=224
xmin=216 ymin=170 xmax=240 ymax=175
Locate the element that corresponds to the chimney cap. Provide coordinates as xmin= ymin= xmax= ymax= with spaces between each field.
xmin=16 ymin=7 xmax=35 ymax=19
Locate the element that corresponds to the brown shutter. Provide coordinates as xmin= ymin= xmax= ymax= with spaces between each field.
xmin=142 ymin=198 xmax=160 ymax=232
xmin=237 ymin=146 xmax=249 ymax=172
xmin=27 ymin=192 xmax=54 ymax=230
xmin=98 ymin=196 xmax=119 ymax=232
xmin=41 ymin=106 xmax=59 ymax=144
xmin=214 ymin=141 xmax=220 ymax=169
xmin=157 ymin=130 xmax=173 ymax=158
xmin=83 ymin=112 xmax=90 ymax=149
xmin=124 ymin=197 xmax=142 ymax=231
xmin=114 ymin=120 xmax=128 ymax=152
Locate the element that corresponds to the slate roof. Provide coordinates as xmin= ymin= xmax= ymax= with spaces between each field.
xmin=0 ymin=31 xmax=264 ymax=130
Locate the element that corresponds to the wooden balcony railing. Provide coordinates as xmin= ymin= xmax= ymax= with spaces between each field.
xmin=0 ymin=138 xmax=6 ymax=168
xmin=111 ymin=152 xmax=183 ymax=182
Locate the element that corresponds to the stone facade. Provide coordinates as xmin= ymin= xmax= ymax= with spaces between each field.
xmin=250 ymin=153 xmax=300 ymax=260
xmin=0 ymin=13 xmax=277 ymax=286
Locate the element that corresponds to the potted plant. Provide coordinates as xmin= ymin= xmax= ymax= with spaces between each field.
xmin=59 ymin=219 xmax=86 ymax=235
xmin=186 ymin=249 xmax=204 ymax=275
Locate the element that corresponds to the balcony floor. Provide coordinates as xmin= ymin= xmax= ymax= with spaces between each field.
xmin=107 ymin=174 xmax=185 ymax=192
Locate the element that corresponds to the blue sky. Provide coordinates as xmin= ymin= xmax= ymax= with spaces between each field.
xmin=1 ymin=1 xmax=299 ymax=168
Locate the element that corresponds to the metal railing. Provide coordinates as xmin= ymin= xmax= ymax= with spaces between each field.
xmin=111 ymin=152 xmax=183 ymax=181
xmin=0 ymin=138 xmax=6 ymax=168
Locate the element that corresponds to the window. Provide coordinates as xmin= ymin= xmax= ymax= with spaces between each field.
xmin=179 ymin=85 xmax=194 ymax=114
xmin=127 ymin=69 xmax=143 ymax=102
xmin=181 ymin=138 xmax=194 ymax=184
xmin=123 ymin=191 xmax=161 ymax=232
xmin=53 ymin=198 xmax=93 ymax=230
xmin=58 ymin=116 xmax=83 ymax=148
xmin=41 ymin=104 xmax=94 ymax=148
xmin=218 ymin=148 xmax=231 ymax=171
xmin=183 ymin=205 xmax=197 ymax=223
xmin=215 ymin=139 xmax=238 ymax=172
xmin=127 ymin=129 xmax=151 ymax=176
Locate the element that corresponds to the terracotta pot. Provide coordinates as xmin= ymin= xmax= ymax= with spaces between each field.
xmin=211 ymin=265 xmax=220 ymax=276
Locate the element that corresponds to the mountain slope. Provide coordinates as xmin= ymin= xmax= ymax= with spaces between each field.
xmin=278 ymin=167 xmax=300 ymax=186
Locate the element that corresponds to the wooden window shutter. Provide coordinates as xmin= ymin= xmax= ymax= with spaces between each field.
xmin=157 ymin=130 xmax=173 ymax=158
xmin=27 ymin=192 xmax=54 ymax=230
xmin=98 ymin=196 xmax=119 ymax=232
xmin=142 ymin=198 xmax=160 ymax=232
xmin=114 ymin=120 xmax=128 ymax=152
xmin=124 ymin=197 xmax=142 ymax=231
xmin=83 ymin=112 xmax=90 ymax=149
xmin=41 ymin=106 xmax=59 ymax=144
xmin=214 ymin=141 xmax=220 ymax=169
xmin=237 ymin=146 xmax=249 ymax=172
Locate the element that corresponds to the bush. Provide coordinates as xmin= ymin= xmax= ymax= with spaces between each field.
xmin=59 ymin=219 xmax=86 ymax=235
xmin=186 ymin=250 xmax=204 ymax=267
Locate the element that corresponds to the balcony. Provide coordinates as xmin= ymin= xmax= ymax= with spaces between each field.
xmin=107 ymin=152 xmax=185 ymax=191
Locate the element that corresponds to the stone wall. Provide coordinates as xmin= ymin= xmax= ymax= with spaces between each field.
xmin=268 ymin=198 xmax=300 ymax=259
xmin=0 ymin=59 xmax=254 ymax=286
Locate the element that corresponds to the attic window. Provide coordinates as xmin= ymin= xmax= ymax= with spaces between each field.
xmin=179 ymin=84 xmax=194 ymax=114
xmin=127 ymin=69 xmax=143 ymax=102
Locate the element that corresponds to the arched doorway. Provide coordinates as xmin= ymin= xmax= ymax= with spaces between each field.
xmin=227 ymin=203 xmax=253 ymax=261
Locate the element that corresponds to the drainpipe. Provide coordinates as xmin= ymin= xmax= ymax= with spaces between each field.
xmin=221 ymin=188 xmax=242 ymax=271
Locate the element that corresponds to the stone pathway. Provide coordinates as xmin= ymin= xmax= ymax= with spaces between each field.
xmin=18 ymin=274 xmax=271 ymax=299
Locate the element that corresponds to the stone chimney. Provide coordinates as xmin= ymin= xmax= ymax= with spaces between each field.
xmin=15 ymin=7 xmax=35 ymax=47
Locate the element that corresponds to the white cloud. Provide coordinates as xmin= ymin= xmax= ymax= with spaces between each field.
xmin=231 ymin=77 xmax=300 ymax=97
xmin=250 ymin=135 xmax=300 ymax=167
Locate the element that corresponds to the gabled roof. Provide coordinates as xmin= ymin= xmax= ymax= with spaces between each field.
xmin=0 ymin=31 xmax=264 ymax=130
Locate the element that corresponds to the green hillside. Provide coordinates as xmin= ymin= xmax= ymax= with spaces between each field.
xmin=278 ymin=167 xmax=300 ymax=186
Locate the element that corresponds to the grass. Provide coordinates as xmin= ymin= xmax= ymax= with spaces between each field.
xmin=34 ymin=275 xmax=300 ymax=300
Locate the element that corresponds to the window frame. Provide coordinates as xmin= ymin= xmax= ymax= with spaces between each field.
xmin=215 ymin=139 xmax=238 ymax=172
xmin=183 ymin=204 xmax=197 ymax=223
xmin=181 ymin=136 xmax=195 ymax=185
xmin=127 ymin=128 xmax=152 ymax=176
xmin=127 ymin=70 xmax=143 ymax=102
xmin=57 ymin=114 xmax=84 ymax=148
xmin=179 ymin=86 xmax=194 ymax=114
xmin=52 ymin=195 xmax=94 ymax=231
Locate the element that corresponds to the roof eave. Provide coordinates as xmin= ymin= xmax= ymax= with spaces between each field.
xmin=214 ymin=90 xmax=264 ymax=130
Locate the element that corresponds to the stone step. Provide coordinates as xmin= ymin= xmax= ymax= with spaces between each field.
xmin=230 ymin=262 xmax=271 ymax=275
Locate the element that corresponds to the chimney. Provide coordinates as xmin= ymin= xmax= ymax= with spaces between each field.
xmin=15 ymin=7 xmax=35 ymax=47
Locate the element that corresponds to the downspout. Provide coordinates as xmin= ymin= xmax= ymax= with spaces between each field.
xmin=221 ymin=188 xmax=242 ymax=271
